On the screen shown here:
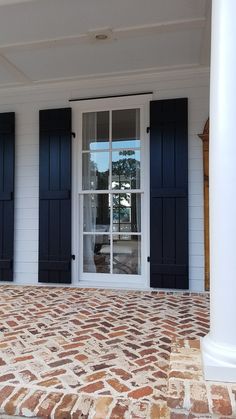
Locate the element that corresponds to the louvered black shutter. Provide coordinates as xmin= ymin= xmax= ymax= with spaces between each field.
xmin=0 ymin=113 xmax=15 ymax=282
xmin=39 ymin=108 xmax=72 ymax=283
xmin=150 ymin=99 xmax=188 ymax=289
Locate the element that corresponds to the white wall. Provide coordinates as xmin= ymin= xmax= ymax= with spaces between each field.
xmin=0 ymin=68 xmax=209 ymax=291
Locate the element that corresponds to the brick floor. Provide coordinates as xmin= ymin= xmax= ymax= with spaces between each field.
xmin=0 ymin=286 xmax=213 ymax=418
xmin=168 ymin=339 xmax=236 ymax=418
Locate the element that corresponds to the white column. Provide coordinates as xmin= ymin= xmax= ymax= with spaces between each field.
xmin=201 ymin=0 xmax=236 ymax=382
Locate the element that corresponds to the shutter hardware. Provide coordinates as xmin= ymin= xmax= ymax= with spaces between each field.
xmin=71 ymin=255 xmax=75 ymax=260
xmin=146 ymin=127 xmax=150 ymax=133
xmin=71 ymin=132 xmax=76 ymax=138
xmin=147 ymin=256 xmax=150 ymax=262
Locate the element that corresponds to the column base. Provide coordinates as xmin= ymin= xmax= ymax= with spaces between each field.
xmin=201 ymin=334 xmax=236 ymax=382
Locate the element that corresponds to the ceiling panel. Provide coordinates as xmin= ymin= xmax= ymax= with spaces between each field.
xmin=0 ymin=0 xmax=207 ymax=46
xmin=0 ymin=60 xmax=22 ymax=84
xmin=5 ymin=28 xmax=202 ymax=81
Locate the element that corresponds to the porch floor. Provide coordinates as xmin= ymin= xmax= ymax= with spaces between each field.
xmin=0 ymin=286 xmax=234 ymax=418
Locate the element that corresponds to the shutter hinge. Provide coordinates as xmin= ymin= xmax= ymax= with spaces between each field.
xmin=147 ymin=256 xmax=150 ymax=262
xmin=71 ymin=132 xmax=76 ymax=138
xmin=71 ymin=255 xmax=75 ymax=260
xmin=146 ymin=127 xmax=150 ymax=133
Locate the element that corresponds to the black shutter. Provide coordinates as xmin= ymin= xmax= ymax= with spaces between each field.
xmin=150 ymin=99 xmax=188 ymax=289
xmin=0 ymin=113 xmax=15 ymax=282
xmin=39 ymin=108 xmax=72 ymax=283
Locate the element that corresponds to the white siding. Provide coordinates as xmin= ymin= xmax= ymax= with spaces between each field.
xmin=0 ymin=68 xmax=209 ymax=291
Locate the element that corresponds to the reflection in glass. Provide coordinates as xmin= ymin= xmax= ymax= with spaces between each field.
xmin=83 ymin=194 xmax=110 ymax=232
xmin=112 ymin=193 xmax=141 ymax=232
xmin=113 ymin=236 xmax=141 ymax=275
xmin=112 ymin=109 xmax=140 ymax=148
xmin=112 ymin=150 xmax=140 ymax=189
xmin=83 ymin=152 xmax=109 ymax=190
xmin=83 ymin=235 xmax=110 ymax=273
xmin=83 ymin=111 xmax=109 ymax=151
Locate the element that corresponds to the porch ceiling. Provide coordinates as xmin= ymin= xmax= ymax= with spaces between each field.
xmin=0 ymin=0 xmax=211 ymax=89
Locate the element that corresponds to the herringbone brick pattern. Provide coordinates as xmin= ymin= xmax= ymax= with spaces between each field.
xmin=0 ymin=286 xmax=209 ymax=418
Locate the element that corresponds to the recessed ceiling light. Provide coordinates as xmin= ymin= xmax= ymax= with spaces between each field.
xmin=88 ymin=28 xmax=113 ymax=42
xmin=95 ymin=34 xmax=108 ymax=41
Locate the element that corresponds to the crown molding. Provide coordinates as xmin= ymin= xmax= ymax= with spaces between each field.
xmin=0 ymin=65 xmax=210 ymax=98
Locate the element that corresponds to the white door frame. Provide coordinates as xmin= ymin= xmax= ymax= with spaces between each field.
xmin=71 ymin=94 xmax=152 ymax=289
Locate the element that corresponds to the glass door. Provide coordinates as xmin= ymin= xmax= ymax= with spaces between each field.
xmin=73 ymin=95 xmax=150 ymax=285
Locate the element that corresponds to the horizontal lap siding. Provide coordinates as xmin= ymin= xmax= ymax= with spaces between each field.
xmin=0 ymin=74 xmax=208 ymax=290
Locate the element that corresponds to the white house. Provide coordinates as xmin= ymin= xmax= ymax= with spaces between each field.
xmin=0 ymin=0 xmax=235 ymax=382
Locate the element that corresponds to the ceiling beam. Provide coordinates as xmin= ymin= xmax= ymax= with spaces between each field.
xmin=0 ymin=0 xmax=36 ymax=5
xmin=0 ymin=17 xmax=206 ymax=54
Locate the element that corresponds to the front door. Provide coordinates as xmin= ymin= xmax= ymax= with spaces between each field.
xmin=72 ymin=95 xmax=151 ymax=287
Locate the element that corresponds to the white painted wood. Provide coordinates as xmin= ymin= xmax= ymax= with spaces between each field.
xmin=202 ymin=0 xmax=236 ymax=382
xmin=0 ymin=68 xmax=209 ymax=291
xmin=0 ymin=1 xmax=209 ymax=87
xmin=0 ymin=55 xmax=31 ymax=83
xmin=0 ymin=19 xmax=206 ymax=54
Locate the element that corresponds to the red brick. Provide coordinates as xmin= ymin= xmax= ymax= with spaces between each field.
xmin=167 ymin=381 xmax=185 ymax=409
xmin=4 ymin=388 xmax=29 ymax=416
xmin=0 ymin=373 xmax=15 ymax=382
xmin=0 ymin=385 xmax=15 ymax=405
xmin=211 ymin=385 xmax=232 ymax=416
xmin=41 ymin=369 xmax=66 ymax=379
xmin=135 ymin=355 xmax=157 ymax=366
xmin=107 ymin=378 xmax=130 ymax=393
xmin=74 ymin=354 xmax=88 ymax=362
xmin=93 ymin=332 xmax=107 ymax=340
xmin=62 ymin=342 xmax=83 ymax=350
xmin=109 ymin=331 xmax=126 ymax=337
xmin=150 ymin=403 xmax=168 ymax=419
xmin=128 ymin=386 xmax=153 ymax=399
xmin=110 ymin=400 xmax=129 ymax=418
xmin=13 ymin=355 xmax=33 ymax=363
xmin=190 ymin=383 xmax=209 ymax=414
xmin=80 ymin=381 xmax=104 ymax=393
xmin=36 ymin=392 xmax=63 ymax=417
xmin=54 ymin=394 xmax=78 ymax=418
xmin=84 ymin=371 xmax=107 ymax=382
xmin=38 ymin=377 xmax=61 ymax=387
xmin=58 ymin=350 xmax=79 ymax=358
xmin=19 ymin=369 xmax=37 ymax=382
xmin=48 ymin=359 xmax=73 ymax=368
xmin=20 ymin=390 xmax=45 ymax=416
xmin=111 ymin=368 xmax=132 ymax=380
xmin=139 ymin=347 xmax=157 ymax=357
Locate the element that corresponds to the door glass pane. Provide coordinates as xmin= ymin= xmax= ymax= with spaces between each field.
xmin=112 ymin=193 xmax=141 ymax=232
xmin=113 ymin=236 xmax=141 ymax=275
xmin=83 ymin=152 xmax=109 ymax=190
xmin=112 ymin=109 xmax=140 ymax=148
xmin=83 ymin=194 xmax=110 ymax=232
xmin=83 ymin=111 xmax=109 ymax=151
xmin=83 ymin=234 xmax=110 ymax=273
xmin=112 ymin=150 xmax=140 ymax=189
